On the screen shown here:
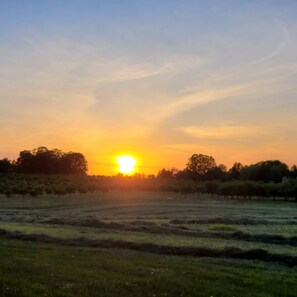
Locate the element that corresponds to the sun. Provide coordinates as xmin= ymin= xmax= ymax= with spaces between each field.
xmin=117 ymin=155 xmax=137 ymax=174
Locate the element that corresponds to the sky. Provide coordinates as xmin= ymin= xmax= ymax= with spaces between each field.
xmin=0 ymin=0 xmax=297 ymax=175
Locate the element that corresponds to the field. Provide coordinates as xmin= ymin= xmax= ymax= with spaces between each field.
xmin=1 ymin=192 xmax=297 ymax=297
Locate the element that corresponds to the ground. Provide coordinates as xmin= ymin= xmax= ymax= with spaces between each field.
xmin=0 ymin=192 xmax=297 ymax=297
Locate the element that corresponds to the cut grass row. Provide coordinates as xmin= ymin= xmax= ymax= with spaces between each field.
xmin=203 ymin=223 xmax=297 ymax=236
xmin=1 ymin=238 xmax=297 ymax=297
xmin=41 ymin=218 xmax=297 ymax=247
xmin=1 ymin=222 xmax=297 ymax=256
xmin=1 ymin=228 xmax=297 ymax=267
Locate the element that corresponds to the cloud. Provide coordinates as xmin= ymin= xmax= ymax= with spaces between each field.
xmin=178 ymin=125 xmax=257 ymax=139
xmin=143 ymin=84 xmax=251 ymax=126
xmin=249 ymin=25 xmax=289 ymax=66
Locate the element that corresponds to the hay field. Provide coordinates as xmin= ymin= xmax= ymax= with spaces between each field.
xmin=1 ymin=192 xmax=297 ymax=297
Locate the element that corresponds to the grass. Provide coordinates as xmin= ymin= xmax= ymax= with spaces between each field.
xmin=1 ymin=221 xmax=297 ymax=256
xmin=200 ymin=224 xmax=297 ymax=236
xmin=1 ymin=238 xmax=297 ymax=297
xmin=207 ymin=224 xmax=238 ymax=232
xmin=1 ymin=193 xmax=297 ymax=296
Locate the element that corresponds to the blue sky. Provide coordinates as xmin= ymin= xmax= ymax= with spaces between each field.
xmin=0 ymin=1 xmax=297 ymax=174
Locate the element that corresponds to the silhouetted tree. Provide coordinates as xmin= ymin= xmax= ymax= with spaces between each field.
xmin=186 ymin=154 xmax=216 ymax=180
xmin=290 ymin=165 xmax=297 ymax=179
xmin=0 ymin=158 xmax=12 ymax=174
xmin=61 ymin=152 xmax=88 ymax=175
xmin=15 ymin=147 xmax=87 ymax=175
xmin=205 ymin=164 xmax=227 ymax=181
xmin=241 ymin=160 xmax=289 ymax=183
xmin=157 ymin=168 xmax=178 ymax=179
xmin=16 ymin=150 xmax=34 ymax=173
xmin=229 ymin=162 xmax=243 ymax=180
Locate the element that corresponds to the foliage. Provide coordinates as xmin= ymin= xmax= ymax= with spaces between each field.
xmin=186 ymin=154 xmax=216 ymax=179
xmin=1 ymin=174 xmax=297 ymax=200
xmin=241 ymin=160 xmax=290 ymax=182
xmin=228 ymin=162 xmax=243 ymax=180
xmin=157 ymin=168 xmax=178 ymax=179
xmin=15 ymin=146 xmax=87 ymax=175
xmin=0 ymin=158 xmax=13 ymax=174
xmin=1 ymin=148 xmax=297 ymax=199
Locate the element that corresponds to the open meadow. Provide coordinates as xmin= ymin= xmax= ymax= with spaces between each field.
xmin=0 ymin=192 xmax=297 ymax=297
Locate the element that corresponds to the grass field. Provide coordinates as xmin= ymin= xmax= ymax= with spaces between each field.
xmin=1 ymin=192 xmax=297 ymax=296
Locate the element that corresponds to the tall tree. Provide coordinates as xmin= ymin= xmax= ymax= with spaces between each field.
xmin=186 ymin=154 xmax=216 ymax=179
xmin=229 ymin=162 xmax=243 ymax=180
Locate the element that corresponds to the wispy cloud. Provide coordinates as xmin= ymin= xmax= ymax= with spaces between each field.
xmin=249 ymin=26 xmax=289 ymax=66
xmin=142 ymin=84 xmax=251 ymax=127
xmin=178 ymin=125 xmax=257 ymax=139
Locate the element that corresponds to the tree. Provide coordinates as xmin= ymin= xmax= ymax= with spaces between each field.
xmin=229 ymin=162 xmax=243 ymax=180
xmin=290 ymin=165 xmax=297 ymax=179
xmin=61 ymin=152 xmax=88 ymax=175
xmin=16 ymin=150 xmax=34 ymax=173
xmin=0 ymin=158 xmax=12 ymax=174
xmin=157 ymin=168 xmax=178 ymax=179
xmin=241 ymin=160 xmax=289 ymax=182
xmin=15 ymin=147 xmax=88 ymax=175
xmin=205 ymin=164 xmax=227 ymax=181
xmin=186 ymin=154 xmax=216 ymax=179
xmin=32 ymin=147 xmax=62 ymax=174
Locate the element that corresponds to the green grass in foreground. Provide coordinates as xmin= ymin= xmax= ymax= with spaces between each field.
xmin=1 ymin=195 xmax=297 ymax=296
xmin=1 ymin=239 xmax=297 ymax=297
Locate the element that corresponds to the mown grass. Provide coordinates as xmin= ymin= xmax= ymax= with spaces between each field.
xmin=207 ymin=224 xmax=238 ymax=232
xmin=1 ymin=238 xmax=297 ymax=297
xmin=200 ymin=224 xmax=297 ymax=236
xmin=1 ymin=221 xmax=297 ymax=256
xmin=1 ymin=193 xmax=297 ymax=296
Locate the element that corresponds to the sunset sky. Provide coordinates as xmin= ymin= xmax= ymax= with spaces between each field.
xmin=1 ymin=1 xmax=297 ymax=175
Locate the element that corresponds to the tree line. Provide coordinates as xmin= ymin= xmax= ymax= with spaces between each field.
xmin=1 ymin=150 xmax=297 ymax=182
xmin=0 ymin=147 xmax=87 ymax=175
xmin=157 ymin=154 xmax=297 ymax=183
xmin=1 ymin=150 xmax=297 ymax=199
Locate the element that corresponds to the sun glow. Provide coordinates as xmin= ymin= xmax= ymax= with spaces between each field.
xmin=117 ymin=155 xmax=137 ymax=174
